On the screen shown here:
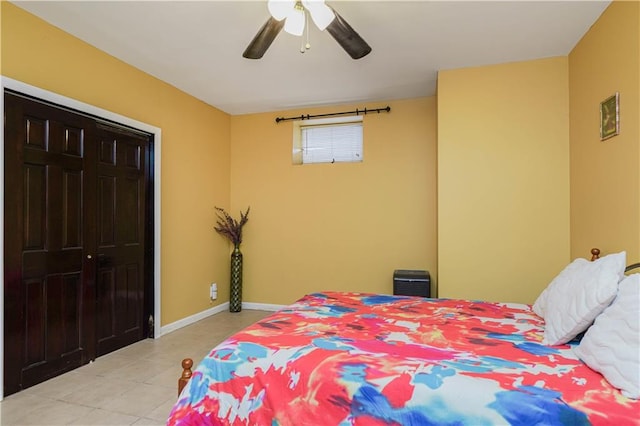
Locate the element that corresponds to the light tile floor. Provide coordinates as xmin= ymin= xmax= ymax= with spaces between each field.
xmin=0 ymin=309 xmax=271 ymax=425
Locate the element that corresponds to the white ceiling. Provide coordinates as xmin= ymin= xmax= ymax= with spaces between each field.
xmin=13 ymin=0 xmax=610 ymax=115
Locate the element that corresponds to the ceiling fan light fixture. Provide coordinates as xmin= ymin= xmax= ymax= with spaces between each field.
xmin=244 ymin=0 xmax=371 ymax=60
xmin=302 ymin=0 xmax=335 ymax=31
xmin=283 ymin=4 xmax=305 ymax=36
xmin=267 ymin=0 xmax=295 ymax=21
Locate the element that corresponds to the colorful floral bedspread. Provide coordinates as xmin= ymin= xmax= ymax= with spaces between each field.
xmin=167 ymin=292 xmax=638 ymax=425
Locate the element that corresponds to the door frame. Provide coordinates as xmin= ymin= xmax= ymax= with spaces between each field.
xmin=0 ymin=76 xmax=163 ymax=400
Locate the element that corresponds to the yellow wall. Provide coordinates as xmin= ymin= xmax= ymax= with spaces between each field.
xmin=437 ymin=57 xmax=571 ymax=304
xmin=2 ymin=0 xmax=637 ymax=324
xmin=569 ymin=0 xmax=640 ymax=261
xmin=230 ymin=97 xmax=437 ymax=304
xmin=1 ymin=2 xmax=232 ymax=325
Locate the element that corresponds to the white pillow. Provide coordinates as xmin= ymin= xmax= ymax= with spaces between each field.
xmin=534 ymin=251 xmax=626 ymax=345
xmin=574 ymin=274 xmax=640 ymax=399
xmin=533 ymin=258 xmax=589 ymax=318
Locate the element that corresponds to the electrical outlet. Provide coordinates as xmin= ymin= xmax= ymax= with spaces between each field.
xmin=210 ymin=282 xmax=218 ymax=300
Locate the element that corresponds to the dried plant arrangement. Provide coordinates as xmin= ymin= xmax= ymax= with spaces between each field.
xmin=214 ymin=206 xmax=250 ymax=247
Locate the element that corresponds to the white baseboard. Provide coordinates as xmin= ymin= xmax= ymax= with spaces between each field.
xmin=242 ymin=302 xmax=286 ymax=312
xmin=160 ymin=302 xmax=230 ymax=336
xmin=159 ymin=301 xmax=285 ymax=337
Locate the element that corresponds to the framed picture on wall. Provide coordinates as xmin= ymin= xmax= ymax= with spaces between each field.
xmin=600 ymin=92 xmax=619 ymax=141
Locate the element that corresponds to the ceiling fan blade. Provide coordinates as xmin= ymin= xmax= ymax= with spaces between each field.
xmin=325 ymin=8 xmax=371 ymax=60
xmin=243 ymin=17 xmax=285 ymax=59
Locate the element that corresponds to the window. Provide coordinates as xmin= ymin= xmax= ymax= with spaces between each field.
xmin=292 ymin=116 xmax=363 ymax=164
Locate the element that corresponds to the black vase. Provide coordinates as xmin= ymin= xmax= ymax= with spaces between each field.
xmin=229 ymin=245 xmax=243 ymax=312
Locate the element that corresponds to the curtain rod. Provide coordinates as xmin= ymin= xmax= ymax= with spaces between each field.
xmin=275 ymin=106 xmax=391 ymax=123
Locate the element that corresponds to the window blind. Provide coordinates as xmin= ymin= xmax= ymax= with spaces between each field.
xmin=300 ymin=121 xmax=363 ymax=164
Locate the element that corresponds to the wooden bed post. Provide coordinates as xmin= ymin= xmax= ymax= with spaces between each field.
xmin=591 ymin=248 xmax=600 ymax=261
xmin=178 ymin=358 xmax=193 ymax=396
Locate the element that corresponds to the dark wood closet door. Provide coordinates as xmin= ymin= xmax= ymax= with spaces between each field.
xmin=3 ymin=93 xmax=97 ymax=395
xmin=4 ymin=92 xmax=153 ymax=396
xmin=95 ymin=125 xmax=148 ymax=357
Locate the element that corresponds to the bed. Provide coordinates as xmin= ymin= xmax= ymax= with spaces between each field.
xmin=167 ymin=250 xmax=640 ymax=425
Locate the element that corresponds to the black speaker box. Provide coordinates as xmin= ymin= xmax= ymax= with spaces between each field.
xmin=393 ymin=269 xmax=430 ymax=297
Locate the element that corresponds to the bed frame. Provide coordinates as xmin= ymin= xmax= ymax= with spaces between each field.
xmin=178 ymin=358 xmax=193 ymax=396
xmin=176 ymin=247 xmax=639 ymax=396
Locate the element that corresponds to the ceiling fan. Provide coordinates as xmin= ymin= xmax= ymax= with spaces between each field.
xmin=243 ymin=0 xmax=372 ymax=60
